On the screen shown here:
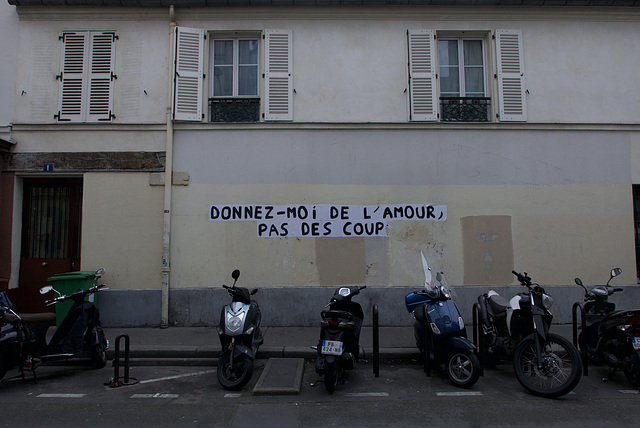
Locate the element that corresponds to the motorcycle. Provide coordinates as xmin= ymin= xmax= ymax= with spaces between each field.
xmin=404 ymin=252 xmax=481 ymax=388
xmin=474 ymin=270 xmax=582 ymax=398
xmin=216 ymin=269 xmax=263 ymax=390
xmin=573 ymin=268 xmax=640 ymax=386
xmin=314 ymin=285 xmax=366 ymax=393
xmin=0 ymin=268 xmax=109 ymax=382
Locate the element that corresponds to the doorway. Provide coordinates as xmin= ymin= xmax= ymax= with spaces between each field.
xmin=13 ymin=178 xmax=83 ymax=313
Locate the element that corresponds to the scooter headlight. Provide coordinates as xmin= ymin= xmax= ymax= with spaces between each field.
xmin=542 ymin=293 xmax=553 ymax=310
xmin=227 ymin=315 xmax=243 ymax=332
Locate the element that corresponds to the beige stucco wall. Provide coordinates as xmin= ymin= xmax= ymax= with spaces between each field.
xmin=169 ymin=182 xmax=636 ymax=290
xmin=80 ymin=172 xmax=163 ymax=290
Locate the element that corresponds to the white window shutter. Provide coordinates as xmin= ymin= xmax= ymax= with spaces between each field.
xmin=496 ymin=29 xmax=527 ymax=122
xmin=87 ymin=32 xmax=116 ymax=122
xmin=172 ymin=26 xmax=205 ymax=122
xmin=407 ymin=29 xmax=438 ymax=122
xmin=264 ymin=29 xmax=292 ymax=121
xmin=57 ymin=32 xmax=87 ymax=122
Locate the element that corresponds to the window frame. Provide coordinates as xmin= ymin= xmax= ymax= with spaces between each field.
xmin=210 ymin=35 xmax=261 ymax=100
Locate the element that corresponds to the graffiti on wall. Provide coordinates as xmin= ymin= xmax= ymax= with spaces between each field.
xmin=209 ymin=204 xmax=447 ymax=237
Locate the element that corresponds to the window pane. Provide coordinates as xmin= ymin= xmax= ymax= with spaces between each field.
xmin=463 ymin=40 xmax=483 ymax=66
xmin=239 ymin=40 xmax=259 ymax=65
xmin=439 ymin=40 xmax=459 ymax=66
xmin=238 ymin=65 xmax=258 ymax=96
xmin=213 ymin=65 xmax=233 ymax=96
xmin=465 ymin=67 xmax=485 ymax=96
xmin=214 ymin=40 xmax=233 ymax=65
xmin=439 ymin=40 xmax=460 ymax=97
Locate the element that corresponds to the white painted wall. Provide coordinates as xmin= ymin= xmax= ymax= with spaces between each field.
xmin=0 ymin=2 xmax=18 ymax=137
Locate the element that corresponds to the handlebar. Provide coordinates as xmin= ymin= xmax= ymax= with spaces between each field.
xmin=512 ymin=270 xmax=532 ymax=286
xmin=45 ymin=283 xmax=107 ymax=306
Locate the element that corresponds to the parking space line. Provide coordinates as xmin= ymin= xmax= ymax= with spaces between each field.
xmin=436 ymin=391 xmax=483 ymax=397
xmin=344 ymin=392 xmax=389 ymax=397
xmin=131 ymin=393 xmax=179 ymax=399
xmin=37 ymin=393 xmax=86 ymax=398
xmin=618 ymin=390 xmax=639 ymax=394
xmin=224 ymin=393 xmax=242 ymax=398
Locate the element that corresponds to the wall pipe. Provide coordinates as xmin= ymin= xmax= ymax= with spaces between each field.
xmin=161 ymin=5 xmax=176 ymax=328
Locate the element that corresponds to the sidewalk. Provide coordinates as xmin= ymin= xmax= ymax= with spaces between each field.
xmin=101 ymin=324 xmax=576 ymax=365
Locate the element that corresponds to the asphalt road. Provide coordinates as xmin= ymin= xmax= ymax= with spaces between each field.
xmin=1 ymin=358 xmax=639 ymax=428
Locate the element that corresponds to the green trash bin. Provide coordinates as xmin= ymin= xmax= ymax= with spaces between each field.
xmin=47 ymin=270 xmax=97 ymax=326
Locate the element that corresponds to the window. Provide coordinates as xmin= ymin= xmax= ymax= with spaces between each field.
xmin=172 ymin=27 xmax=292 ymax=123
xmin=210 ymin=36 xmax=261 ymax=122
xmin=56 ymin=31 xmax=117 ymax=122
xmin=438 ymin=38 xmax=489 ymax=122
xmin=407 ymin=29 xmax=526 ymax=123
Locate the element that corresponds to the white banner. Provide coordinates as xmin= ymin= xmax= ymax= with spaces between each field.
xmin=209 ymin=204 xmax=446 ymax=238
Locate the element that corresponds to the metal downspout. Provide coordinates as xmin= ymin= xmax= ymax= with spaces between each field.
xmin=162 ymin=5 xmax=176 ymax=328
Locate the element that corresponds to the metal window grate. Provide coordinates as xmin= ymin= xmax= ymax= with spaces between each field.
xmin=440 ymin=97 xmax=490 ymax=122
xmin=209 ymin=98 xmax=260 ymax=123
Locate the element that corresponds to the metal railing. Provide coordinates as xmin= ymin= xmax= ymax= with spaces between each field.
xmin=440 ymin=97 xmax=490 ymax=122
xmin=209 ymin=98 xmax=260 ymax=123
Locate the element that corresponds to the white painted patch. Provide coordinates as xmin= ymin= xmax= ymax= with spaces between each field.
xmin=224 ymin=393 xmax=242 ymax=398
xmin=436 ymin=391 xmax=483 ymax=397
xmin=344 ymin=392 xmax=390 ymax=397
xmin=130 ymin=393 xmax=179 ymax=399
xmin=37 ymin=393 xmax=86 ymax=398
xmin=618 ymin=390 xmax=640 ymax=394
xmin=139 ymin=369 xmax=216 ymax=385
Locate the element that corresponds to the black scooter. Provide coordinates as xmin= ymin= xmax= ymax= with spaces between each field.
xmin=0 ymin=268 xmax=108 ymax=382
xmin=216 ymin=269 xmax=263 ymax=390
xmin=405 ymin=253 xmax=481 ymax=388
xmin=314 ymin=285 xmax=366 ymax=392
xmin=573 ymin=268 xmax=640 ymax=385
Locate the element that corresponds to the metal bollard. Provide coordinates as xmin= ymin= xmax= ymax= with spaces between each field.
xmin=373 ymin=304 xmax=379 ymax=378
xmin=106 ymin=334 xmax=138 ymax=387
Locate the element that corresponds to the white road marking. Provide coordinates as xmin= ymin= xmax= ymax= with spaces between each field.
xmin=139 ymin=369 xmax=216 ymax=385
xmin=131 ymin=393 xmax=179 ymax=399
xmin=344 ymin=392 xmax=389 ymax=397
xmin=436 ymin=391 xmax=483 ymax=397
xmin=619 ymin=390 xmax=639 ymax=394
xmin=37 ymin=393 xmax=86 ymax=398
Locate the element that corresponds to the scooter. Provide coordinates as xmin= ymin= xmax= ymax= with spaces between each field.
xmin=216 ymin=269 xmax=263 ymax=390
xmin=0 ymin=268 xmax=109 ymax=382
xmin=474 ymin=270 xmax=582 ymax=398
xmin=314 ymin=285 xmax=366 ymax=392
xmin=573 ymin=268 xmax=640 ymax=386
xmin=405 ymin=252 xmax=481 ymax=388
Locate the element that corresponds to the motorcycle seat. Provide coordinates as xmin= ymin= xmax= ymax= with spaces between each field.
xmin=487 ymin=292 xmax=510 ymax=315
xmin=17 ymin=312 xmax=57 ymax=324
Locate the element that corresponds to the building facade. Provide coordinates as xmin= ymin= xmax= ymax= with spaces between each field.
xmin=2 ymin=1 xmax=640 ymax=326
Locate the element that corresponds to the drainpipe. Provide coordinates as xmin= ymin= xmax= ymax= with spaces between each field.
xmin=161 ymin=5 xmax=176 ymax=328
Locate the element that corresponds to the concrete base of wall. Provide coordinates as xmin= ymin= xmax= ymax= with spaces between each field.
xmin=97 ymin=285 xmax=640 ymax=328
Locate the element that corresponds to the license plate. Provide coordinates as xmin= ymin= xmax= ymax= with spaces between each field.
xmin=321 ymin=340 xmax=343 ymax=356
xmin=633 ymin=337 xmax=640 ymax=351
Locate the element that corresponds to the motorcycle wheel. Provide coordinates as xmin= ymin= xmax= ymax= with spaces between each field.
xmin=446 ymin=351 xmax=481 ymax=388
xmin=324 ymin=360 xmax=338 ymax=393
xmin=513 ymin=332 xmax=582 ymax=398
xmin=623 ymin=352 xmax=640 ymax=387
xmin=217 ymin=351 xmax=253 ymax=391
xmin=91 ymin=342 xmax=107 ymax=369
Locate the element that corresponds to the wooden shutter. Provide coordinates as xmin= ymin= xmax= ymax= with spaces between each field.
xmin=87 ymin=32 xmax=116 ymax=122
xmin=172 ymin=26 xmax=205 ymax=121
xmin=57 ymin=32 xmax=87 ymax=122
xmin=496 ymin=29 xmax=527 ymax=122
xmin=407 ymin=29 xmax=438 ymax=122
xmin=264 ymin=29 xmax=292 ymax=121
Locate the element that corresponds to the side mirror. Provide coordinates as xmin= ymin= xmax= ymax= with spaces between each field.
xmin=574 ymin=278 xmax=583 ymax=286
xmin=611 ymin=268 xmax=622 ymax=278
xmin=39 ymin=285 xmax=54 ymax=294
xmin=95 ymin=267 xmax=106 ymax=278
xmin=232 ymin=269 xmax=240 ymax=281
